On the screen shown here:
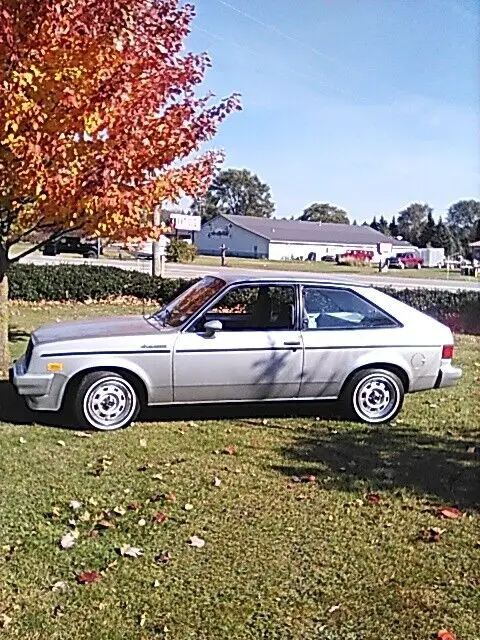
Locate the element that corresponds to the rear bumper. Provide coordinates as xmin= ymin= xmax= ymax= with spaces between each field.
xmin=434 ymin=363 xmax=462 ymax=389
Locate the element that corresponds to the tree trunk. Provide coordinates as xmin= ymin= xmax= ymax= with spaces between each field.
xmin=0 ymin=242 xmax=9 ymax=378
xmin=0 ymin=271 xmax=9 ymax=379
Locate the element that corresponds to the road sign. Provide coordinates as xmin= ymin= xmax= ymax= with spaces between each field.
xmin=170 ymin=214 xmax=201 ymax=231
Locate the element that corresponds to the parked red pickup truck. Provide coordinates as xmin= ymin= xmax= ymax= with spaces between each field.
xmin=387 ymin=252 xmax=424 ymax=269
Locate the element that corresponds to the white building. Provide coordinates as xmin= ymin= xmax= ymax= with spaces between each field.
xmin=196 ymin=214 xmax=413 ymax=261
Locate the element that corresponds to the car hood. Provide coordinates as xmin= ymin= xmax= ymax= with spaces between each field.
xmin=32 ymin=314 xmax=173 ymax=346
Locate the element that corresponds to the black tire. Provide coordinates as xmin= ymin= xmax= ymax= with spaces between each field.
xmin=72 ymin=371 xmax=140 ymax=431
xmin=340 ymin=368 xmax=404 ymax=424
xmin=84 ymin=250 xmax=97 ymax=259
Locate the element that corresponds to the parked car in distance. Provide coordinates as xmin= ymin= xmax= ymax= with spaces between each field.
xmin=387 ymin=252 xmax=424 ymax=269
xmin=337 ymin=250 xmax=374 ymax=265
xmin=321 ymin=254 xmax=336 ymax=263
xmin=42 ymin=235 xmax=101 ymax=259
xmin=11 ymin=275 xmax=462 ymax=431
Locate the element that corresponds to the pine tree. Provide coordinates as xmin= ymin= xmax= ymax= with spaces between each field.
xmin=389 ymin=216 xmax=399 ymax=237
xmin=419 ymin=210 xmax=436 ymax=247
xmin=378 ymin=215 xmax=389 ymax=235
xmin=430 ymin=218 xmax=456 ymax=256
xmin=370 ymin=216 xmax=380 ymax=231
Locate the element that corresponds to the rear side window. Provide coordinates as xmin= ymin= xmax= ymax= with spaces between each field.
xmin=302 ymin=287 xmax=398 ymax=330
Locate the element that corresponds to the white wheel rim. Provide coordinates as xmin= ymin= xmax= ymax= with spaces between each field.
xmin=353 ymin=373 xmax=400 ymax=423
xmin=83 ymin=377 xmax=136 ymax=430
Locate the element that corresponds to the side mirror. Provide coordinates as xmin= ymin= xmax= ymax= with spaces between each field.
xmin=204 ymin=319 xmax=223 ymax=337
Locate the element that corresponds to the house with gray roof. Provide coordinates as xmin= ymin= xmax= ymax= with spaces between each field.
xmin=196 ymin=214 xmax=413 ymax=261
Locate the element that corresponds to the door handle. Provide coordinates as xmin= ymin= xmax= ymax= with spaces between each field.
xmin=284 ymin=341 xmax=301 ymax=347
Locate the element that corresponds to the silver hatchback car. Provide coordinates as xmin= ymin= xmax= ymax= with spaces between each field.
xmin=11 ymin=275 xmax=462 ymax=431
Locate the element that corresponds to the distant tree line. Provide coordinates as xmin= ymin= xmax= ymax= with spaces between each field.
xmin=367 ymin=201 xmax=480 ymax=256
xmin=192 ymin=168 xmax=479 ymax=257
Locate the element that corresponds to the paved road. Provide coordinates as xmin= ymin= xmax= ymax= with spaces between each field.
xmin=21 ymin=254 xmax=480 ymax=292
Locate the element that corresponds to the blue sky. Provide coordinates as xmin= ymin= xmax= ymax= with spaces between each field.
xmin=187 ymin=0 xmax=479 ymax=222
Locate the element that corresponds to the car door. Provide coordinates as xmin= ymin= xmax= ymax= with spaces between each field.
xmin=173 ymin=284 xmax=304 ymax=402
xmin=299 ymin=285 xmax=400 ymax=398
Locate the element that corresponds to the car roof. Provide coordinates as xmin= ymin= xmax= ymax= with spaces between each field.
xmin=208 ymin=272 xmax=373 ymax=289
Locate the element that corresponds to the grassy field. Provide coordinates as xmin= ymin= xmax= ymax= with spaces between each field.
xmin=193 ymin=254 xmax=476 ymax=282
xmin=1 ymin=303 xmax=479 ymax=639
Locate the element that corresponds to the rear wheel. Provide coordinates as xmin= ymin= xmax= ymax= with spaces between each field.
xmin=73 ymin=371 xmax=140 ymax=431
xmin=341 ymin=368 xmax=404 ymax=424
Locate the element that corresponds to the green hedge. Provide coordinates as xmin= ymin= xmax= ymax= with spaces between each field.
xmin=7 ymin=264 xmax=480 ymax=334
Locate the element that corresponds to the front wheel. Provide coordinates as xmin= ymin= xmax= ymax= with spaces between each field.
xmin=73 ymin=371 xmax=140 ymax=431
xmin=341 ymin=368 xmax=404 ymax=424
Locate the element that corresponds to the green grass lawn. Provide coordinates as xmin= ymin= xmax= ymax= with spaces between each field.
xmin=1 ymin=303 xmax=479 ymax=639
xmin=194 ymin=255 xmax=475 ymax=282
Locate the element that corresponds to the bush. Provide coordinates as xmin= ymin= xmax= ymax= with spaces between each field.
xmin=167 ymin=239 xmax=197 ymax=263
xmin=7 ymin=264 xmax=480 ymax=334
xmin=8 ymin=264 xmax=194 ymax=304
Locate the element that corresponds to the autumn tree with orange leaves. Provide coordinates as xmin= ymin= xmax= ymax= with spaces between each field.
xmin=0 ymin=0 xmax=240 ymax=374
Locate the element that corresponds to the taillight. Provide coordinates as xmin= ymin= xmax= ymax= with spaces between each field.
xmin=442 ymin=344 xmax=454 ymax=360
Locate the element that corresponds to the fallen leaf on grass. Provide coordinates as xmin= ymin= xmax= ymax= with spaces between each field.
xmin=119 ymin=545 xmax=143 ymax=558
xmin=437 ymin=630 xmax=457 ymax=640
xmin=127 ymin=503 xmax=141 ymax=512
xmin=184 ymin=503 xmax=194 ymax=511
xmin=212 ymin=476 xmax=222 ymax=487
xmin=77 ymin=571 xmax=101 ymax=585
xmin=222 ymin=444 xmax=238 ymax=456
xmin=74 ymin=432 xmax=92 ymax=439
xmin=139 ymin=439 xmax=147 ymax=448
xmin=154 ymin=513 xmax=168 ymax=524
xmin=19 ymin=437 xmax=26 ymax=444
xmin=69 ymin=500 xmax=82 ymax=510
xmin=139 ymin=613 xmax=147 ymax=627
xmin=57 ymin=440 xmax=66 ymax=447
xmin=366 ymin=493 xmax=381 ymax=505
xmin=79 ymin=511 xmax=91 ymax=523
xmin=60 ymin=531 xmax=79 ymax=550
xmin=46 ymin=506 xmax=61 ymax=519
xmin=151 ymin=474 xmax=163 ymax=481
xmin=327 ymin=604 xmax=341 ymax=614
xmin=153 ymin=579 xmax=161 ymax=587
xmin=51 ymin=581 xmax=68 ymax=592
xmin=138 ymin=463 xmax=154 ymax=471
xmin=438 ymin=507 xmax=464 ymax=520
xmin=113 ymin=506 xmax=126 ymax=516
xmin=165 ymin=492 xmax=176 ymax=503
xmin=0 ymin=613 xmax=12 ymax=628
xmin=421 ymin=527 xmax=445 ymax=543
xmin=154 ymin=551 xmax=171 ymax=564
xmin=188 ymin=536 xmax=205 ymax=549
xmin=97 ymin=520 xmax=115 ymax=529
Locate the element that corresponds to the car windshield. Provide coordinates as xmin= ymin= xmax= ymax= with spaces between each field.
xmin=150 ymin=276 xmax=225 ymax=328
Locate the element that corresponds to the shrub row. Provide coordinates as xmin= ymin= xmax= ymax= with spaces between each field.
xmin=7 ymin=264 xmax=480 ymax=334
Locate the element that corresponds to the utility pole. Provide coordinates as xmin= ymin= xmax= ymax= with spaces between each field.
xmin=152 ymin=205 xmax=163 ymax=278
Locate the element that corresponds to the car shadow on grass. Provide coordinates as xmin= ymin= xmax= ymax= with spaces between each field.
xmin=275 ymin=426 xmax=480 ymax=510
xmin=0 ymin=378 xmax=341 ymax=428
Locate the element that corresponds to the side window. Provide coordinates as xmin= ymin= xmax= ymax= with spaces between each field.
xmin=195 ymin=285 xmax=295 ymax=331
xmin=302 ymin=287 xmax=397 ymax=330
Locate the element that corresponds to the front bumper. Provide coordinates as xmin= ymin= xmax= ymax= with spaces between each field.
xmin=434 ymin=363 xmax=462 ymax=389
xmin=10 ymin=356 xmax=54 ymax=397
